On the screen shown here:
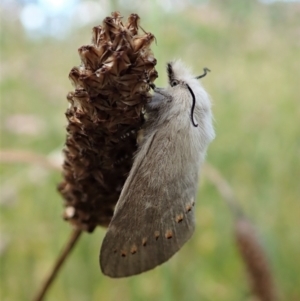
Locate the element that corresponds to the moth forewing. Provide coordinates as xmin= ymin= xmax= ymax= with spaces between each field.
xmin=100 ymin=128 xmax=197 ymax=278
xmin=100 ymin=60 xmax=215 ymax=278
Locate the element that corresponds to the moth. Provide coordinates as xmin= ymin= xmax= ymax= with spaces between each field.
xmin=100 ymin=60 xmax=215 ymax=278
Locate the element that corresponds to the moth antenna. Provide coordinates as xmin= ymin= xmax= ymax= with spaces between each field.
xmin=186 ymin=84 xmax=198 ymax=127
xmin=195 ymin=67 xmax=210 ymax=79
xmin=167 ymin=62 xmax=174 ymax=84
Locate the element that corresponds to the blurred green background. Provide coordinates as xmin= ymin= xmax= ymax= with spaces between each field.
xmin=1 ymin=0 xmax=299 ymax=300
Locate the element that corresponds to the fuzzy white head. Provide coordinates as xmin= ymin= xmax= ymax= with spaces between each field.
xmin=145 ymin=60 xmax=215 ymax=161
xmin=100 ymin=60 xmax=215 ymax=278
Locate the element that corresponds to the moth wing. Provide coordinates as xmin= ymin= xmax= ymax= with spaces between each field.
xmin=100 ymin=132 xmax=197 ymax=278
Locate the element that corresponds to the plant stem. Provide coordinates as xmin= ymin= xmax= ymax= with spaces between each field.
xmin=32 ymin=229 xmax=82 ymax=301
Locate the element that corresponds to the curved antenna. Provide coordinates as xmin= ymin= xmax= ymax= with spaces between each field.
xmin=186 ymin=84 xmax=198 ymax=127
xmin=195 ymin=68 xmax=210 ymax=79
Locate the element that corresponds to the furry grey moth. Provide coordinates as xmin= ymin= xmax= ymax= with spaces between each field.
xmin=100 ymin=60 xmax=215 ymax=278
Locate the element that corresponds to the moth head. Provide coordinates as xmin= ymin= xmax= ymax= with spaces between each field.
xmin=145 ymin=61 xmax=214 ymax=141
xmin=149 ymin=60 xmax=211 ymax=127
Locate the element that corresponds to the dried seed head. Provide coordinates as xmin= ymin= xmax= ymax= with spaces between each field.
xmin=58 ymin=12 xmax=157 ymax=232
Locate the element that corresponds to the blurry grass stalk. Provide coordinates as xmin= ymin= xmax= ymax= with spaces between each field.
xmin=0 ymin=150 xmax=62 ymax=171
xmin=204 ymin=164 xmax=277 ymax=301
xmin=234 ymin=218 xmax=277 ymax=301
